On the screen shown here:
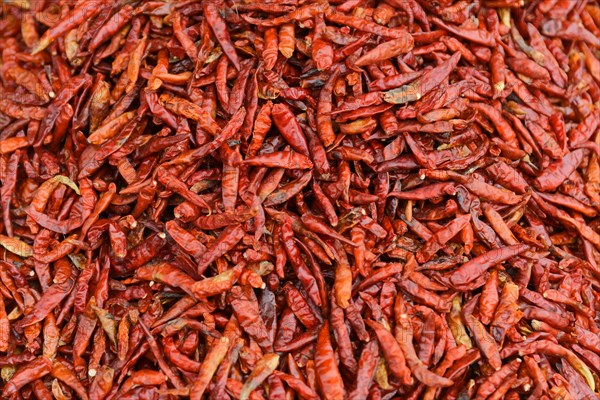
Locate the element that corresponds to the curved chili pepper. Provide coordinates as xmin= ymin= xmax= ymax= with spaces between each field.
xmin=196 ymin=224 xmax=245 ymax=274
xmin=122 ymin=232 xmax=167 ymax=272
xmin=273 ymin=371 xmax=319 ymax=400
xmin=534 ymin=148 xmax=588 ymax=192
xmin=395 ymin=307 xmax=453 ymax=387
xmin=346 ymin=340 xmax=378 ymax=400
xmin=366 ymin=319 xmax=413 ymax=385
xmin=239 ymin=353 xmax=279 ymax=400
xmin=478 ymin=271 xmax=499 ymax=326
xmin=32 ymin=3 xmax=102 ymax=54
xmin=228 ymin=285 xmax=273 ymax=351
xmin=134 ymin=262 xmax=196 ymax=296
xmin=241 ymin=151 xmax=313 ymax=169
xmin=490 ymin=282 xmax=522 ymax=343
xmin=384 ymin=52 xmax=461 ymax=104
xmin=356 ymin=37 xmax=414 ymax=66
xmin=2 ymin=356 xmax=53 ymax=398
xmin=450 ymin=244 xmax=529 ymax=286
xmin=262 ymin=172 xmax=311 ymax=206
xmin=431 ymin=17 xmax=496 ymax=47
xmin=203 ymin=3 xmax=241 ymax=71
xmin=317 ymin=67 xmax=340 ymax=147
xmin=278 ymin=24 xmax=295 ymax=58
xmin=17 ymin=271 xmax=75 ymax=328
xmin=476 ymin=358 xmax=521 ymax=399
xmin=271 ymin=103 xmax=310 ymax=156
xmin=314 ymin=321 xmax=346 ymax=400
xmin=279 ymin=220 xmax=322 ymax=307
xmin=462 ymin=294 xmax=502 ymax=371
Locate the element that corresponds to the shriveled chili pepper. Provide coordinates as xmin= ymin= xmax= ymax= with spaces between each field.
xmin=366 ymin=319 xmax=413 ymax=385
xmin=355 ymin=37 xmax=415 ymax=66
xmin=31 ymin=3 xmax=103 ymax=54
xmin=384 ymin=52 xmax=462 ymax=105
xmin=239 ymin=353 xmax=279 ymax=400
xmin=475 ymin=358 xmax=522 ymax=399
xmin=450 ymin=244 xmax=529 ymax=286
xmin=279 ymin=218 xmax=322 ymax=307
xmin=479 ymin=270 xmax=499 ymax=326
xmin=395 ymin=298 xmax=453 ymax=387
xmin=228 ymin=285 xmax=273 ymax=351
xmin=2 ymin=356 xmax=53 ymax=398
xmin=462 ymin=294 xmax=502 ymax=371
xmin=314 ymin=321 xmax=345 ymax=400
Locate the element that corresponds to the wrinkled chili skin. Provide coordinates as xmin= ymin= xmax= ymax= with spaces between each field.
xmin=0 ymin=0 xmax=599 ymax=398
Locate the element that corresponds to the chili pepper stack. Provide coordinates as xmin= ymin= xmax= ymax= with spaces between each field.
xmin=0 ymin=0 xmax=599 ymax=399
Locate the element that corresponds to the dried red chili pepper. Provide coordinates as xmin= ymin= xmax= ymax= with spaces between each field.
xmin=365 ymin=319 xmax=413 ymax=385
xmin=314 ymin=321 xmax=345 ymax=400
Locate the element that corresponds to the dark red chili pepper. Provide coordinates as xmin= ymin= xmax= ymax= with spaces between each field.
xmin=395 ymin=297 xmax=453 ymax=387
xmin=314 ymin=321 xmax=346 ymax=400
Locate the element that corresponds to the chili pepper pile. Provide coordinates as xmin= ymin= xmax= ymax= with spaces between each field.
xmin=0 ymin=0 xmax=599 ymax=399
